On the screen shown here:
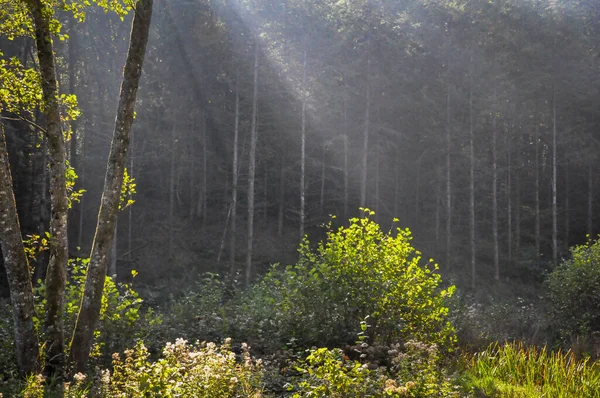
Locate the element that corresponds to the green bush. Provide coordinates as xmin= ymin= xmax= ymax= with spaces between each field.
xmin=546 ymin=238 xmax=600 ymax=340
xmin=287 ymin=340 xmax=462 ymax=397
xmin=18 ymin=339 xmax=262 ymax=398
xmin=151 ymin=273 xmax=230 ymax=347
xmin=33 ymin=259 xmax=160 ymax=365
xmin=238 ymin=210 xmax=456 ymax=352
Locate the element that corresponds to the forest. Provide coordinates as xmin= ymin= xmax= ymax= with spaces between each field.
xmin=1 ymin=0 xmax=600 ymax=396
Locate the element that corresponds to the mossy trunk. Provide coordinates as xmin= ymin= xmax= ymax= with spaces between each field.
xmin=26 ymin=0 xmax=69 ymax=378
xmin=70 ymin=0 xmax=153 ymax=372
xmin=0 ymin=124 xmax=40 ymax=376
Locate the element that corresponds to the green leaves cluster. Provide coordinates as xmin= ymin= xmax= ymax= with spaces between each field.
xmin=546 ymin=237 xmax=600 ymax=340
xmin=241 ymin=210 xmax=456 ymax=351
xmin=119 ymin=168 xmax=136 ymax=210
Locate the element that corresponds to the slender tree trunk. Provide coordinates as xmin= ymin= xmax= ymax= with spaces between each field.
xmin=263 ymin=167 xmax=268 ymax=224
xmin=230 ymin=72 xmax=239 ymax=277
xmin=68 ymin=17 xmax=81 ymax=252
xmin=535 ymin=123 xmax=540 ymax=260
xmin=445 ymin=81 xmax=452 ymax=270
xmin=70 ymin=0 xmax=153 ymax=372
xmin=0 ymin=123 xmax=40 ymax=376
xmin=435 ymin=168 xmax=441 ymax=245
xmin=343 ymin=99 xmax=348 ymax=222
xmin=246 ymin=40 xmax=259 ymax=286
xmin=360 ymin=57 xmax=371 ymax=209
xmin=515 ymin=133 xmax=521 ymax=255
xmin=492 ymin=91 xmax=499 ymax=281
xmin=588 ymin=163 xmax=593 ymax=237
xmin=564 ymin=160 xmax=569 ymax=251
xmin=320 ymin=144 xmax=325 ymax=213
xmin=202 ymin=114 xmax=207 ymax=228
xmin=507 ymin=124 xmax=512 ymax=267
xmin=552 ymin=89 xmax=558 ymax=268
xmin=26 ymin=0 xmax=69 ymax=377
xmin=109 ymin=223 xmax=117 ymax=278
xmin=374 ymin=126 xmax=380 ymax=220
xmin=169 ymin=117 xmax=176 ymax=259
xmin=299 ymin=44 xmax=307 ymax=241
xmin=128 ymin=130 xmax=134 ymax=260
xmin=469 ymin=72 xmax=476 ymax=290
xmin=278 ymin=157 xmax=284 ymax=236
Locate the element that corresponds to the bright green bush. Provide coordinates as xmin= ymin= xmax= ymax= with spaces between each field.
xmin=18 ymin=339 xmax=262 ymax=398
xmin=33 ymin=258 xmax=160 ymax=364
xmin=98 ymin=339 xmax=262 ymax=397
xmin=238 ymin=210 xmax=456 ymax=351
xmin=287 ymin=340 xmax=462 ymax=397
xmin=464 ymin=342 xmax=600 ymax=397
xmin=546 ymin=238 xmax=600 ymax=339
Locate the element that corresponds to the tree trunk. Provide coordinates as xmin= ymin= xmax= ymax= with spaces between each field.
xmin=70 ymin=0 xmax=153 ymax=372
xmin=552 ymin=89 xmax=558 ymax=268
xmin=507 ymin=125 xmax=512 ymax=267
xmin=445 ymin=82 xmax=452 ymax=270
xmin=246 ymin=40 xmax=259 ymax=286
xmin=515 ymin=133 xmax=521 ymax=255
xmin=300 ymin=45 xmax=307 ymax=241
xmin=535 ymin=123 xmax=540 ymax=260
xmin=0 ymin=123 xmax=40 ymax=376
xmin=278 ymin=156 xmax=284 ymax=236
xmin=26 ymin=0 xmax=69 ymax=377
xmin=469 ymin=73 xmax=476 ymax=290
xmin=169 ymin=117 xmax=176 ymax=259
xmin=492 ymin=91 xmax=499 ymax=281
xmin=68 ymin=17 xmax=82 ymax=253
xmin=320 ymin=143 xmax=325 ymax=214
xmin=128 ymin=130 xmax=134 ymax=260
xmin=360 ymin=57 xmax=371 ymax=209
xmin=564 ymin=160 xmax=569 ymax=251
xmin=588 ymin=163 xmax=593 ymax=237
xmin=109 ymin=223 xmax=117 ymax=279
xmin=202 ymin=114 xmax=207 ymax=228
xmin=230 ymin=72 xmax=239 ymax=277
xmin=343 ymin=99 xmax=349 ymax=222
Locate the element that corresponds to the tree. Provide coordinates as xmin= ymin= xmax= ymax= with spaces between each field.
xmin=70 ymin=0 xmax=154 ymax=371
xmin=0 ymin=122 xmax=39 ymax=376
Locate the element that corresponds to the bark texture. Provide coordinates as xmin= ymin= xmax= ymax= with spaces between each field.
xmin=70 ymin=0 xmax=154 ymax=372
xmin=0 ymin=124 xmax=40 ymax=376
xmin=25 ymin=0 xmax=69 ymax=377
xmin=245 ymin=40 xmax=259 ymax=286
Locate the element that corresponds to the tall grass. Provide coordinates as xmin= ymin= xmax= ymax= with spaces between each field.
xmin=464 ymin=342 xmax=600 ymax=397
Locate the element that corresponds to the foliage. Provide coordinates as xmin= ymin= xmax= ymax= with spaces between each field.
xmin=288 ymin=347 xmax=383 ymax=397
xmin=119 ymin=168 xmax=136 ymax=210
xmin=546 ymin=237 xmax=600 ymax=340
xmin=32 ymin=259 xmax=159 ymax=364
xmin=17 ymin=339 xmax=261 ymax=397
xmin=150 ymin=273 xmax=230 ymax=348
xmin=66 ymin=160 xmax=85 ymax=208
xmin=287 ymin=340 xmax=463 ymax=397
xmin=238 ymin=210 xmax=456 ymax=351
xmin=463 ymin=342 xmax=600 ymax=398
xmin=98 ymin=339 xmax=261 ymax=397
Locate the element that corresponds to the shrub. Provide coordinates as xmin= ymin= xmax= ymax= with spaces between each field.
xmin=97 ymin=339 xmax=262 ymax=397
xmin=287 ymin=341 xmax=462 ymax=397
xmin=238 ymin=210 xmax=456 ymax=352
xmin=152 ymin=273 xmax=230 ymax=348
xmin=546 ymin=238 xmax=600 ymax=340
xmin=33 ymin=259 xmax=160 ymax=365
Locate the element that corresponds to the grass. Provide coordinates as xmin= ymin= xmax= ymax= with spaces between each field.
xmin=463 ymin=342 xmax=600 ymax=397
